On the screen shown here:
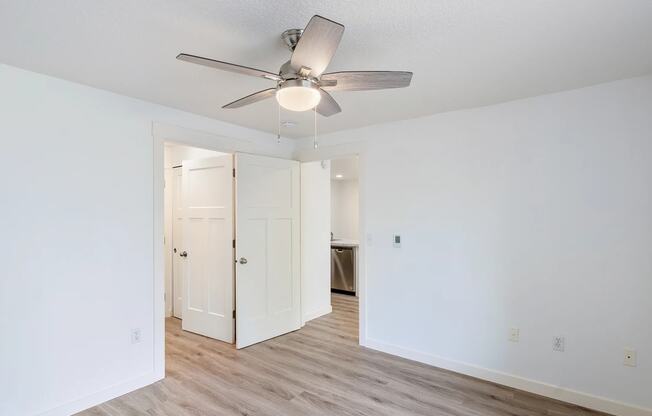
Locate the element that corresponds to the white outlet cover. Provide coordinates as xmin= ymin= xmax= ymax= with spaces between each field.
xmin=509 ymin=328 xmax=520 ymax=342
xmin=131 ymin=329 xmax=142 ymax=344
xmin=553 ymin=336 xmax=565 ymax=352
xmin=624 ymin=349 xmax=637 ymax=367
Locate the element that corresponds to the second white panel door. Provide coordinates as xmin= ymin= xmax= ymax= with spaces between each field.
xmin=235 ymin=153 xmax=301 ymax=349
xmin=172 ymin=167 xmax=183 ymax=319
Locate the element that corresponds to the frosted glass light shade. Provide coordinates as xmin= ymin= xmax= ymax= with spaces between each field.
xmin=276 ymin=84 xmax=321 ymax=112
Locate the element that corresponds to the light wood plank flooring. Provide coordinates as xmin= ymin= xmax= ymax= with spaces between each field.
xmin=80 ymin=295 xmax=610 ymax=416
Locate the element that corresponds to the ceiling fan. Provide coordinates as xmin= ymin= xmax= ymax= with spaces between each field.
xmin=176 ymin=15 xmax=412 ymax=116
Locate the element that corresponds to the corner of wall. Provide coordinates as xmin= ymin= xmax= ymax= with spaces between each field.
xmin=36 ymin=372 xmax=163 ymax=416
xmin=304 ymin=305 xmax=333 ymax=323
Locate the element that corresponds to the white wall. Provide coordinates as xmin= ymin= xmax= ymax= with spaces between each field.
xmin=331 ymin=179 xmax=359 ymax=240
xmin=300 ymin=161 xmax=332 ymax=322
xmin=296 ymin=75 xmax=652 ymax=415
xmin=0 ymin=64 xmax=293 ymax=416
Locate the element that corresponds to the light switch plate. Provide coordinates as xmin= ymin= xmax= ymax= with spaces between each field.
xmin=393 ymin=234 xmax=401 ymax=248
xmin=509 ymin=328 xmax=520 ymax=342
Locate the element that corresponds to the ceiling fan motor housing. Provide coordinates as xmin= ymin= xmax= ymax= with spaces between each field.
xmin=278 ymin=60 xmax=317 ymax=84
xmin=281 ymin=29 xmax=304 ymax=51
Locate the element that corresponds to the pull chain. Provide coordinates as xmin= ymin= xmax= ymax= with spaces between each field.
xmin=313 ymin=105 xmax=318 ymax=149
xmin=277 ymin=100 xmax=281 ymax=144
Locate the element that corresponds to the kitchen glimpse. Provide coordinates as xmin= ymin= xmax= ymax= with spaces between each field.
xmin=330 ymin=157 xmax=359 ymax=296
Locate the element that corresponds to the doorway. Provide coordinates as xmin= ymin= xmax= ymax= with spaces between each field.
xmin=162 ymin=141 xmax=302 ymax=349
xmin=329 ymin=157 xmax=360 ymax=297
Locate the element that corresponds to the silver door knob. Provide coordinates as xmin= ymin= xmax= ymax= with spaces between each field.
xmin=239 ymin=257 xmax=248 ymax=264
xmin=180 ymin=251 xmax=188 ymax=258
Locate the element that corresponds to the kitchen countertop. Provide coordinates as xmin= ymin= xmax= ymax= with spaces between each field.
xmin=331 ymin=239 xmax=359 ymax=247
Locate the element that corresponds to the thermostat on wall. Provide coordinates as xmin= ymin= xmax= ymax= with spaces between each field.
xmin=393 ymin=234 xmax=401 ymax=248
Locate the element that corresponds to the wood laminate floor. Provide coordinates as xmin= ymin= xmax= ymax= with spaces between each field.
xmin=80 ymin=294 xmax=609 ymax=416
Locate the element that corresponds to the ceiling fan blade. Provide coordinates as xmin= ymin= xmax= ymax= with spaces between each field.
xmin=222 ymin=88 xmax=277 ymax=109
xmin=320 ymin=71 xmax=413 ymax=91
xmin=177 ymin=53 xmax=281 ymax=81
xmin=316 ymin=89 xmax=341 ymax=117
xmin=291 ymin=15 xmax=344 ymax=78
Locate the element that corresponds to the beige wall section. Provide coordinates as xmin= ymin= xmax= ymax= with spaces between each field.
xmin=331 ymin=179 xmax=359 ymax=241
xmin=300 ymin=161 xmax=333 ymax=323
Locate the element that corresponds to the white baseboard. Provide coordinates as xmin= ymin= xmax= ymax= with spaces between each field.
xmin=36 ymin=371 xmax=162 ymax=416
xmin=364 ymin=338 xmax=651 ymax=416
xmin=303 ymin=305 xmax=333 ymax=323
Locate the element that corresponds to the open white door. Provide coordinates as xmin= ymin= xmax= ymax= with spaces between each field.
xmin=171 ymin=167 xmax=183 ymax=319
xmin=235 ymin=153 xmax=301 ymax=348
xmin=181 ymin=155 xmax=234 ymax=343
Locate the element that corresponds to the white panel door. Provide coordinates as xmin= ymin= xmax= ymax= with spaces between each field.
xmin=235 ymin=153 xmax=301 ymax=349
xmin=171 ymin=167 xmax=183 ymax=319
xmin=163 ymin=168 xmax=174 ymax=317
xmin=181 ymin=156 xmax=234 ymax=342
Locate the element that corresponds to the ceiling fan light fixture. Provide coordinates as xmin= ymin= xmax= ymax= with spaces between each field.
xmin=178 ymin=14 xmax=412 ymax=117
xmin=276 ymin=79 xmax=321 ymax=112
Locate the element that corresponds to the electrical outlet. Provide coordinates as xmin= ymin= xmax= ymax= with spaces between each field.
xmin=509 ymin=328 xmax=520 ymax=342
xmin=624 ymin=349 xmax=637 ymax=367
xmin=393 ymin=234 xmax=401 ymax=248
xmin=131 ymin=328 xmax=142 ymax=344
xmin=553 ymin=336 xmax=565 ymax=352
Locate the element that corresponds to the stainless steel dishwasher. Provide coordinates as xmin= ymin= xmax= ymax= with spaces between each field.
xmin=331 ymin=246 xmax=355 ymax=295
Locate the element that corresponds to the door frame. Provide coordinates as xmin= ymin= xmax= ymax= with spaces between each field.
xmin=152 ymin=122 xmax=296 ymax=379
xmin=294 ymin=141 xmax=368 ymax=348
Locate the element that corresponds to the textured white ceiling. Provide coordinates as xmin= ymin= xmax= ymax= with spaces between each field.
xmin=1 ymin=0 xmax=652 ymax=138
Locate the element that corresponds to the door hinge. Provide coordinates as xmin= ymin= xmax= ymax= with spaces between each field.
xmin=232 ymin=239 xmax=235 ymax=248
xmin=232 ymin=310 xmax=236 ymax=319
xmin=232 ymin=168 xmax=236 ymax=177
